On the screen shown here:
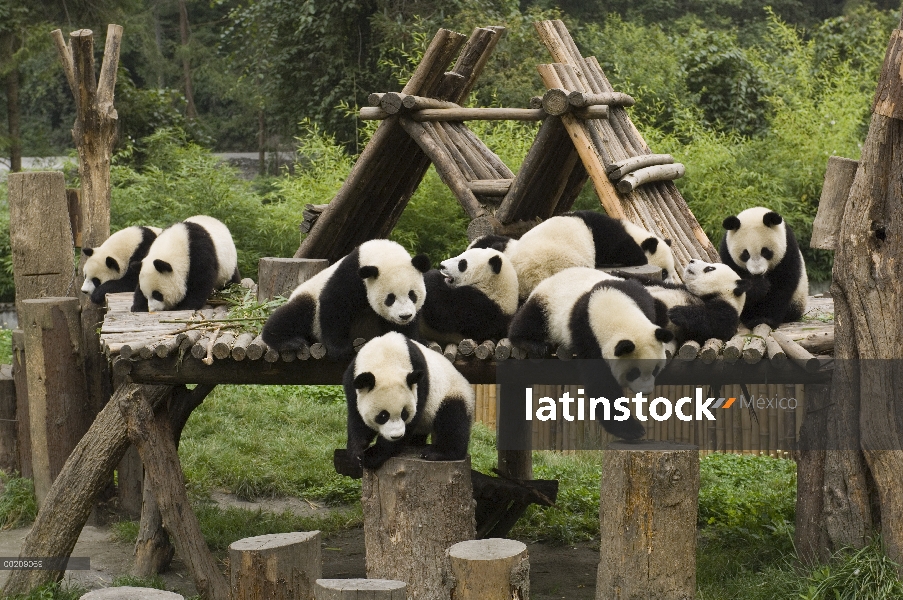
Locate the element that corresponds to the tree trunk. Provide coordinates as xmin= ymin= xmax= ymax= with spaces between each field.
xmin=178 ymin=0 xmax=197 ymax=118
xmin=229 ymin=532 xmax=322 ymax=600
xmin=6 ymin=60 xmax=21 ymax=172
xmin=0 ymin=365 xmax=17 ymax=473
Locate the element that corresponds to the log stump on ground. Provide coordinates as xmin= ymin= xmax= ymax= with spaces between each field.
xmin=230 ymin=532 xmax=322 ymax=600
xmin=314 ymin=579 xmax=407 ymax=600
xmin=445 ymin=538 xmax=529 ymax=600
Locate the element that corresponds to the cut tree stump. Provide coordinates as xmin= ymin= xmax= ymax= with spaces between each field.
xmin=314 ymin=579 xmax=406 ymax=600
xmin=445 ymin=538 xmax=529 ymax=600
xmin=0 ymin=365 xmax=17 ymax=473
xmin=362 ymin=452 xmax=476 ymax=599
xmin=230 ymin=532 xmax=322 ymax=600
xmin=596 ymin=441 xmax=699 ymax=600
xmin=79 ymin=587 xmax=184 ymax=599
xmin=20 ymin=297 xmax=92 ymax=506
xmin=258 ymin=258 xmax=330 ymax=303
xmin=811 ymin=156 xmax=858 ymax=250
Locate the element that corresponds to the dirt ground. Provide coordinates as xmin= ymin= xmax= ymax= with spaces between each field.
xmin=0 ymin=493 xmax=599 ymax=599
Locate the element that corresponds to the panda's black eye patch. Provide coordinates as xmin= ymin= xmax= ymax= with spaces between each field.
xmin=661 ymin=269 xmax=668 ymax=278
xmin=408 ymin=291 xmax=417 ymax=303
xmin=385 ymin=294 xmax=395 ymax=306
xmin=703 ymin=266 xmax=715 ymax=273
xmin=626 ymin=367 xmax=641 ymax=381
xmin=401 ymin=408 xmax=410 ymax=421
xmin=761 ymin=247 xmax=773 ymax=260
xmin=152 ymin=291 xmax=164 ymax=301
xmin=739 ymin=249 xmax=750 ymax=262
xmin=458 ymin=259 xmax=468 ymax=272
xmin=375 ymin=410 xmax=389 ymax=425
xmin=92 ymin=277 xmax=101 ymax=287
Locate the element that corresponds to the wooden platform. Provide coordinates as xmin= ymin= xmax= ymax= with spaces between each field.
xmin=102 ymin=293 xmax=833 ymax=386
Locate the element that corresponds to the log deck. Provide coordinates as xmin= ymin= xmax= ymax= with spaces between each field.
xmin=101 ymin=293 xmax=834 ymax=386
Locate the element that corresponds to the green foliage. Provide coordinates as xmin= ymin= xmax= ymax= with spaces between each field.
xmin=111 ymin=575 xmax=167 ymax=590
xmin=0 ymin=181 xmax=12 ymax=303
xmin=4 ymin=582 xmax=87 ymax=600
xmin=110 ymin=519 xmax=141 ymax=544
xmin=0 ymin=326 xmax=11 ymax=363
xmin=796 ymin=538 xmax=903 ymax=600
xmin=0 ymin=472 xmax=38 ymax=529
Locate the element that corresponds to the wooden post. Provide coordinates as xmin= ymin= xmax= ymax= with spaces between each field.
xmin=596 ymin=441 xmax=699 ymax=600
xmin=20 ymin=298 xmax=92 ymax=506
xmin=257 ymin=258 xmax=330 ymax=303
xmin=2 ymin=384 xmax=171 ymax=597
xmin=7 ymin=172 xmax=76 ymax=319
xmin=810 ymin=156 xmax=858 ymax=250
xmin=0 ymin=365 xmax=17 ymax=473
xmin=117 ymin=445 xmax=143 ymax=517
xmin=362 ymin=452 xmax=475 ymax=599
xmin=230 ymin=532 xmax=322 ymax=600
xmin=80 ymin=587 xmax=184 ymax=599
xmin=11 ymin=329 xmax=31 ymax=478
xmin=445 ymin=538 xmax=529 ymax=600
xmin=314 ymin=580 xmax=406 ymax=600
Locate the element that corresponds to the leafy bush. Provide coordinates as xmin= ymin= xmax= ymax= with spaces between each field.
xmin=0 ymin=328 xmax=11 ymax=364
xmin=0 ymin=473 xmax=38 ymax=529
xmin=0 ymin=181 xmax=13 ymax=302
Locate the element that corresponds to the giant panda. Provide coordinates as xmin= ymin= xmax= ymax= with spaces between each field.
xmin=81 ymin=225 xmax=162 ymax=304
xmin=262 ymin=239 xmax=430 ymax=360
xmin=344 ymin=331 xmax=474 ymax=471
xmin=632 ymin=260 xmax=752 ymax=346
xmin=508 ymin=267 xmax=674 ymax=440
xmin=420 ymin=247 xmax=519 ymax=345
xmin=132 ymin=215 xmax=240 ymax=312
xmin=719 ymin=207 xmax=808 ymax=328
xmin=472 ymin=211 xmax=677 ymax=300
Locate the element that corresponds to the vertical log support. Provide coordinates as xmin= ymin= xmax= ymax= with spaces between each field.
xmin=445 ymin=538 xmax=529 ymax=600
xmin=230 ymin=532 xmax=322 ymax=600
xmin=11 ymin=330 xmax=31 ymax=478
xmin=0 ymin=365 xmax=17 ymax=473
xmin=596 ymin=441 xmax=699 ymax=600
xmin=20 ymin=298 xmax=92 ymax=506
xmin=362 ymin=453 xmax=476 ymax=599
xmin=257 ymin=258 xmax=330 ymax=303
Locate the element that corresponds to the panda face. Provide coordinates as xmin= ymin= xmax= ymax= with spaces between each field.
xmin=354 ymin=370 xmax=420 ymax=440
xmin=640 ymin=237 xmax=677 ymax=283
xmin=722 ymin=207 xmax=787 ymax=276
xmin=605 ymin=332 xmax=671 ymax=394
xmin=138 ymin=224 xmax=192 ymax=311
xmin=439 ymin=248 xmax=519 ymax=314
xmin=683 ymin=260 xmax=750 ymax=312
xmin=358 ymin=243 xmax=429 ymax=326
xmin=81 ymin=226 xmax=147 ymax=294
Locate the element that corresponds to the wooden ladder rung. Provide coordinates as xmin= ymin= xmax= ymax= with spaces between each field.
xmin=467 ymin=179 xmax=513 ymax=196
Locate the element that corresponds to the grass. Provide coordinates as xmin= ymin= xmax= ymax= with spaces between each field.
xmin=0 ymin=328 xmax=12 ymax=364
xmin=0 ymin=472 xmax=37 ymax=529
xmin=4 ymin=582 xmax=87 ymax=600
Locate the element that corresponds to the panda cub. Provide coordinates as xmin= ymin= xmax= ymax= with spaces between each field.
xmin=262 ymin=239 xmax=430 ymax=360
xmin=720 ymin=207 xmax=808 ymax=328
xmin=132 ymin=215 xmax=240 ymax=312
xmin=638 ymin=260 xmax=752 ymax=346
xmin=508 ymin=267 xmax=674 ymax=440
xmin=471 ymin=210 xmax=677 ymax=300
xmin=420 ymin=247 xmax=519 ymax=345
xmin=82 ymin=225 xmax=162 ymax=304
xmin=344 ymin=332 xmax=474 ymax=471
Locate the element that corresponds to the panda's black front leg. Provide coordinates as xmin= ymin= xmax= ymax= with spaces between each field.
xmin=360 ymin=436 xmax=407 ymax=470
xmin=131 ymin=288 xmax=149 ymax=312
xmin=421 ymin=398 xmax=471 ymax=461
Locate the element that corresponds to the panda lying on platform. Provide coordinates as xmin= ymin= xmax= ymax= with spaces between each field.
xmin=508 ymin=267 xmax=673 ymax=440
xmin=262 ymin=239 xmax=430 ymax=360
xmin=344 ymin=332 xmax=474 ymax=471
xmin=720 ymin=207 xmax=808 ymax=328
xmin=82 ymin=225 xmax=162 ymax=305
xmin=420 ymin=247 xmax=519 ymax=345
xmin=470 ymin=210 xmax=677 ymax=300
xmin=132 ymin=215 xmax=240 ymax=312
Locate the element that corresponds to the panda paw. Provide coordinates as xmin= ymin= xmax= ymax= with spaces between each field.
xmin=600 ymin=416 xmax=646 ymax=441
xmin=420 ymin=447 xmax=462 ymax=462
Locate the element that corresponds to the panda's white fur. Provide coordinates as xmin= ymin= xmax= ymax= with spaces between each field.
xmin=420 ymin=247 xmax=518 ymax=344
xmin=81 ymin=225 xmax=162 ymax=300
xmin=262 ymin=239 xmax=429 ymax=359
xmin=618 ymin=218 xmax=677 ymax=282
xmin=134 ymin=215 xmax=238 ymax=312
xmin=344 ymin=332 xmax=474 ymax=470
xmin=720 ymin=206 xmax=808 ymax=327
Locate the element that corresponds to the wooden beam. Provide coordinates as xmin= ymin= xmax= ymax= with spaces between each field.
xmin=811 ymin=156 xmax=858 ymax=250
xmin=607 ymin=154 xmax=674 ymax=179
xmin=411 ymin=107 xmax=545 ymax=121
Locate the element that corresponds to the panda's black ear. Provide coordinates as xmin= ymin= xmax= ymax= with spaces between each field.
xmin=763 ymin=211 xmax=783 ymax=227
xmin=655 ymin=328 xmax=674 ymax=343
xmin=130 ymin=260 xmax=142 ymax=272
xmin=359 ymin=265 xmax=379 ymax=279
xmin=614 ymin=340 xmax=635 ymax=357
xmin=488 ymin=255 xmax=503 ymax=275
xmin=664 ymin=238 xmax=672 ymax=247
xmin=723 ymin=216 xmax=741 ymax=231
xmin=411 ymin=254 xmax=431 ymax=273
xmin=82 ymin=247 xmax=94 ymax=257
xmin=106 ymin=256 xmax=120 ymax=273
xmin=354 ymin=372 xmax=375 ymax=391
xmin=640 ymin=237 xmax=659 ymax=254
xmin=406 ymin=370 xmax=423 ymax=388
xmin=153 ymin=259 xmax=173 ymax=273
xmin=733 ymin=279 xmax=753 ymax=297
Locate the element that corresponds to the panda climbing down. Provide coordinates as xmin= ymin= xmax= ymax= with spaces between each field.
xmin=470 ymin=210 xmax=677 ymax=300
xmin=420 ymin=247 xmax=519 ymax=345
xmin=132 ymin=215 xmax=240 ymax=312
xmin=344 ymin=332 xmax=474 ymax=471
xmin=262 ymin=239 xmax=430 ymax=360
xmin=508 ymin=267 xmax=674 ymax=440
xmin=82 ymin=225 xmax=162 ymax=304
xmin=719 ymin=207 xmax=808 ymax=328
